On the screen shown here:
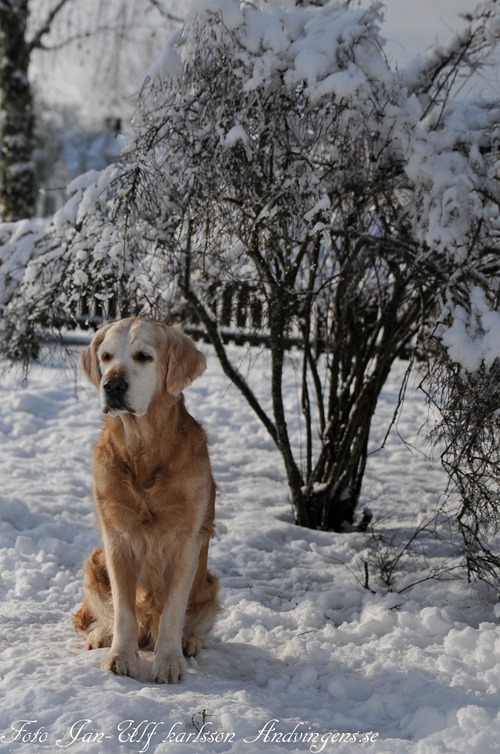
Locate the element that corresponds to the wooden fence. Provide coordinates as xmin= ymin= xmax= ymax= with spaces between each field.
xmin=74 ymin=282 xmax=278 ymax=347
xmin=72 ymin=283 xmax=419 ymax=357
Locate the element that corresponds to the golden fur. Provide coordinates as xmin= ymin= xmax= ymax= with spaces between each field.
xmin=73 ymin=317 xmax=219 ymax=683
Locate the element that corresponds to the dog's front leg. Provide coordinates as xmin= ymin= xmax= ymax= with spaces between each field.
xmin=152 ymin=539 xmax=201 ymax=684
xmin=101 ymin=532 xmax=139 ymax=679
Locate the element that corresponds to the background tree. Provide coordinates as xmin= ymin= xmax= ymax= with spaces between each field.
xmin=0 ymin=0 xmax=181 ymax=221
xmin=0 ymin=0 xmax=499 ymax=549
xmin=0 ymin=0 xmax=71 ymax=220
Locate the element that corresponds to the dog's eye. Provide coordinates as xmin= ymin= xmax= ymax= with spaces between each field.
xmin=134 ymin=351 xmax=153 ymax=363
xmin=100 ymin=352 xmax=112 ymax=363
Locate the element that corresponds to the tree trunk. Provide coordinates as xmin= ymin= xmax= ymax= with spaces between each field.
xmin=0 ymin=0 xmax=36 ymax=220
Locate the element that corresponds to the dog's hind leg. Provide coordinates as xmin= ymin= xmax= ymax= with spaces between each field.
xmin=73 ymin=547 xmax=113 ymax=649
xmin=182 ymin=544 xmax=220 ymax=658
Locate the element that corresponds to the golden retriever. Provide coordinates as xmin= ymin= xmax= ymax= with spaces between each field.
xmin=73 ymin=317 xmax=219 ymax=683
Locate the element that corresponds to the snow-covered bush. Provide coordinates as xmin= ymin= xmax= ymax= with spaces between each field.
xmin=0 ymin=1 xmax=499 ymax=559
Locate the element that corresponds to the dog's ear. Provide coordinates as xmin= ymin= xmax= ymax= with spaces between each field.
xmin=80 ymin=325 xmax=111 ymax=388
xmin=164 ymin=326 xmax=206 ymax=396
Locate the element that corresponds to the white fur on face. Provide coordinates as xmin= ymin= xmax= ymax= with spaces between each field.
xmin=97 ymin=321 xmax=161 ymax=417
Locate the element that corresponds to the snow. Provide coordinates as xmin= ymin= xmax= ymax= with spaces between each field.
xmin=440 ymin=287 xmax=500 ymax=371
xmin=1 ymin=341 xmax=499 ymax=753
xmin=223 ymin=125 xmax=252 ymax=159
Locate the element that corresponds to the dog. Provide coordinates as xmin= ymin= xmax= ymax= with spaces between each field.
xmin=73 ymin=317 xmax=219 ymax=683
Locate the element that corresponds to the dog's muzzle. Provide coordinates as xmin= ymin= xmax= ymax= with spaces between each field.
xmin=102 ymin=375 xmax=130 ymax=414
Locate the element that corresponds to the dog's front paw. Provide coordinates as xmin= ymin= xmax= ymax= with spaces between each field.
xmin=102 ymin=650 xmax=139 ymax=679
xmin=152 ymin=653 xmax=187 ymax=684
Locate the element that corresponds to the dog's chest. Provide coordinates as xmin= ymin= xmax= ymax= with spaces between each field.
xmin=95 ymin=436 xmax=206 ymax=536
xmin=128 ymin=463 xmax=171 ymax=522
xmin=131 ymin=461 xmax=202 ymax=527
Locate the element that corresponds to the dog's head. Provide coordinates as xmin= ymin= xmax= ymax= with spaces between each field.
xmin=81 ymin=318 xmax=206 ymax=417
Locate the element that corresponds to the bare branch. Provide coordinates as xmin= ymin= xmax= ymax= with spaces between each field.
xmin=145 ymin=0 xmax=182 ymax=24
xmin=27 ymin=0 xmax=73 ymax=52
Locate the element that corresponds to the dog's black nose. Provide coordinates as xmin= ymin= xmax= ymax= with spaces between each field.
xmin=103 ymin=376 xmax=127 ymax=394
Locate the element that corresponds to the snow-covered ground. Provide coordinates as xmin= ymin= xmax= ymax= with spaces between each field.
xmin=1 ymin=342 xmax=499 ymax=753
